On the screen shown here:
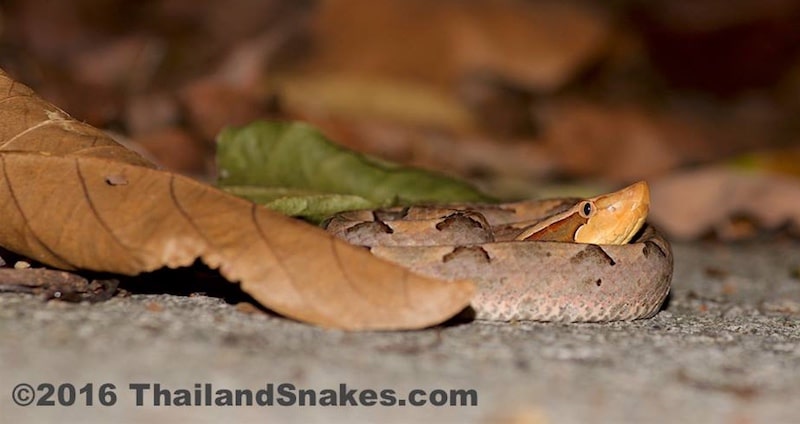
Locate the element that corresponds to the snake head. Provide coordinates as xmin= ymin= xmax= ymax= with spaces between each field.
xmin=574 ymin=181 xmax=650 ymax=245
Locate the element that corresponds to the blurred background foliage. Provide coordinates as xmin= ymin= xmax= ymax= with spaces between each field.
xmin=2 ymin=0 xmax=800 ymax=239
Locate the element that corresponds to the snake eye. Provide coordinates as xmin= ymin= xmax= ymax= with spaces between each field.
xmin=579 ymin=201 xmax=594 ymax=218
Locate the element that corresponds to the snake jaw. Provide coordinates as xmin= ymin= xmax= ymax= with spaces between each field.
xmin=574 ymin=181 xmax=650 ymax=245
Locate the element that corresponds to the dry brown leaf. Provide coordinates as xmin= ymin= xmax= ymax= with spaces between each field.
xmin=304 ymin=0 xmax=610 ymax=92
xmin=277 ymin=74 xmax=477 ymax=133
xmin=539 ymin=100 xmax=689 ymax=181
xmin=0 ymin=69 xmax=475 ymax=330
xmin=650 ymin=166 xmax=800 ymax=240
xmin=448 ymin=0 xmax=610 ymax=91
xmin=537 ymin=98 xmax=775 ymax=182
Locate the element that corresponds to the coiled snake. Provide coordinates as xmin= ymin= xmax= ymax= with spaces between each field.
xmin=325 ymin=182 xmax=672 ymax=322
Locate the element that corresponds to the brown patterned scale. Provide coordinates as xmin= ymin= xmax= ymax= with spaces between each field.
xmin=325 ymin=199 xmax=673 ymax=322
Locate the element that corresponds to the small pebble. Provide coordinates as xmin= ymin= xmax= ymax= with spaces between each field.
xmin=13 ymin=261 xmax=31 ymax=269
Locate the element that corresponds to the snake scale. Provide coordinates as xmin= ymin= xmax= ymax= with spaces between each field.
xmin=325 ymin=182 xmax=673 ymax=322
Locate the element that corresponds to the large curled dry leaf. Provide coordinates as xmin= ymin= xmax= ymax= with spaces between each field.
xmin=0 ymin=69 xmax=475 ymax=330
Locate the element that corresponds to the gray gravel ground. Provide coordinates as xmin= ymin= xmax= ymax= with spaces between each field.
xmin=2 ymin=241 xmax=800 ymax=423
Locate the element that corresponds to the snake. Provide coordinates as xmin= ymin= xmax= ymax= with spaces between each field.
xmin=325 ymin=181 xmax=673 ymax=322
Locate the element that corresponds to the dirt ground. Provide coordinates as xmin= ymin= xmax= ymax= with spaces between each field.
xmin=2 ymin=240 xmax=800 ymax=424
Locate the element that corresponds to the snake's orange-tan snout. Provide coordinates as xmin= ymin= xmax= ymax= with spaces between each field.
xmin=574 ymin=181 xmax=650 ymax=245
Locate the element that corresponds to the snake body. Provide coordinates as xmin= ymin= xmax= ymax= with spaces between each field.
xmin=325 ymin=182 xmax=673 ymax=322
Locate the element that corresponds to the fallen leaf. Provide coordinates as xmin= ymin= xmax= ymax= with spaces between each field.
xmin=448 ymin=0 xmax=611 ymax=91
xmin=0 ymin=69 xmax=475 ymax=330
xmin=221 ymin=186 xmax=376 ymax=223
xmin=216 ymin=121 xmax=494 ymax=219
xmin=276 ymin=74 xmax=476 ymax=133
xmin=539 ymin=100 xmax=694 ymax=181
xmin=537 ymin=98 xmax=777 ymax=182
xmin=0 ymin=76 xmax=152 ymax=167
xmin=304 ymin=0 xmax=610 ymax=92
xmin=650 ymin=166 xmax=800 ymax=240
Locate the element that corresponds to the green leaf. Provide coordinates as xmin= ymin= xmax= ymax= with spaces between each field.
xmin=216 ymin=121 xmax=493 ymax=219
xmin=221 ymin=186 xmax=379 ymax=223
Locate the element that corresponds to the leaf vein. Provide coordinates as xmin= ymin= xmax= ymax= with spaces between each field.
xmin=3 ymin=118 xmax=61 ymax=148
xmin=74 ymin=158 xmax=140 ymax=267
xmin=249 ymin=202 xmax=320 ymax=314
xmin=167 ymin=174 xmax=212 ymax=248
xmin=0 ymin=155 xmax=75 ymax=267
xmin=330 ymin=237 xmax=383 ymax=308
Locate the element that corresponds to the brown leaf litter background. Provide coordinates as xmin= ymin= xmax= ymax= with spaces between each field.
xmin=1 ymin=0 xmax=800 ymax=323
xmin=3 ymin=0 xmax=800 ymax=240
xmin=0 ymin=70 xmax=474 ymax=330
